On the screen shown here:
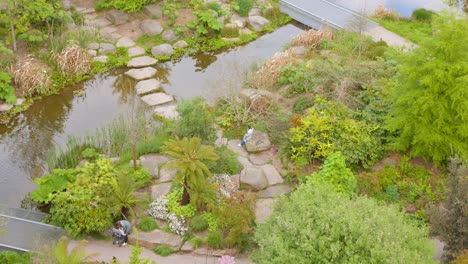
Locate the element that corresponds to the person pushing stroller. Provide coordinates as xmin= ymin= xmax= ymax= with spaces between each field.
xmin=113 ymin=220 xmax=132 ymax=246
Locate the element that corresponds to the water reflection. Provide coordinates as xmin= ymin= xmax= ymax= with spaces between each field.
xmin=333 ymin=0 xmax=449 ymax=16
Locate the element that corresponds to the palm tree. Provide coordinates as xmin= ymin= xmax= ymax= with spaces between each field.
xmin=107 ymin=173 xmax=140 ymax=218
xmin=163 ymin=137 xmax=219 ymax=206
xmin=32 ymin=236 xmax=97 ymax=264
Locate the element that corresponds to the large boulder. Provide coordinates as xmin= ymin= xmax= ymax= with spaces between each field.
xmin=240 ymin=166 xmax=268 ymax=191
xmin=128 ymin=46 xmax=145 ymax=57
xmin=116 ymin=36 xmax=135 ymax=48
xmin=151 ymin=44 xmax=173 ymax=57
xmin=140 ymin=19 xmax=164 ymax=36
xmin=106 ymin=9 xmax=128 ymax=25
xmin=248 ymin=15 xmax=270 ymax=31
xmin=139 ymin=154 xmax=170 ymax=178
xmin=245 ymin=131 xmax=271 ymax=153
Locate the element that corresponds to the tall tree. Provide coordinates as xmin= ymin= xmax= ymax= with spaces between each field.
xmin=386 ymin=12 xmax=468 ymax=164
xmin=162 ymin=137 xmax=219 ymax=206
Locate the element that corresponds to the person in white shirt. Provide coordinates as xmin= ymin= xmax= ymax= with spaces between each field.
xmin=239 ymin=126 xmax=254 ymax=147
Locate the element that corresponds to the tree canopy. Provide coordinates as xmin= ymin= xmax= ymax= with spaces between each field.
xmin=386 ymin=12 xmax=468 ymax=164
xmin=252 ymin=183 xmax=435 ymax=264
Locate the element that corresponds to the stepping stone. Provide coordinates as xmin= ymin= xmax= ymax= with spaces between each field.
xmin=0 ymin=103 xmax=13 ymax=112
xmin=153 ymin=104 xmax=179 ymax=120
xmin=124 ymin=67 xmax=157 ymax=80
xmin=128 ymin=46 xmax=146 ymax=57
xmin=127 ymin=56 xmax=157 ymax=68
xmin=93 ymin=55 xmax=108 ymax=63
xmin=104 ymin=33 xmax=122 ymax=42
xmin=151 ymin=182 xmax=172 ymax=199
xmin=151 ymin=44 xmax=173 ymax=56
xmin=88 ymin=42 xmax=100 ymax=50
xmin=173 ymin=40 xmax=188 ymax=48
xmin=239 ymin=28 xmax=253 ymax=35
xmin=132 ymin=229 xmax=183 ymax=249
xmin=193 ymin=247 xmax=227 ymax=257
xmin=90 ymin=18 xmax=111 ymax=27
xmin=141 ymin=19 xmax=163 ymax=36
xmin=116 ymin=36 xmax=135 ymax=48
xmin=100 ymin=26 xmax=118 ymax=35
xmin=141 ymin=92 xmax=173 ymax=106
xmin=135 ymin=78 xmax=161 ymax=95
xmin=162 ymin=30 xmax=177 ymax=41
xmin=248 ymin=15 xmax=270 ymax=32
xmin=261 ymin=164 xmax=284 ymax=186
xmin=99 ymin=43 xmax=116 ymax=54
xmin=106 ymin=9 xmax=128 ymax=25
xmin=180 ymin=241 xmax=193 ymax=252
xmin=240 ymin=166 xmax=268 ymax=191
xmin=258 ymin=184 xmax=291 ymax=198
xmin=140 ymin=154 xmax=170 ymax=178
xmin=255 ymin=198 xmax=274 ymax=224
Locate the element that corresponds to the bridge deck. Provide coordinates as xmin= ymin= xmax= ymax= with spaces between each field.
xmin=280 ymin=0 xmax=378 ymax=31
xmin=0 ymin=207 xmax=66 ymax=252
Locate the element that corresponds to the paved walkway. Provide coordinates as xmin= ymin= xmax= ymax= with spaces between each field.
xmin=69 ymin=239 xmax=253 ymax=264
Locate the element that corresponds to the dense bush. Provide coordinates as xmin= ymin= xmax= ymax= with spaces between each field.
xmin=211 ymin=146 xmax=242 ymax=175
xmin=292 ymin=95 xmax=314 ymax=114
xmin=172 ymin=97 xmax=216 ymax=143
xmin=189 ymin=237 xmax=204 ymax=249
xmin=412 ymin=8 xmax=435 ymax=22
xmin=235 ymin=0 xmax=254 ymax=17
xmin=96 ymin=0 xmax=156 ymax=12
xmin=252 ymin=182 xmax=436 ymax=264
xmin=0 ymin=251 xmax=30 ymax=264
xmin=0 ymin=71 xmax=16 ymax=104
xmin=138 ymin=216 xmax=159 ymax=232
xmin=153 ymin=245 xmax=175 ymax=256
xmin=31 ymin=168 xmax=80 ymax=203
xmin=288 ymin=98 xmax=382 ymax=167
xmin=190 ymin=214 xmax=209 ymax=232
xmin=207 ymin=229 xmax=223 ymax=249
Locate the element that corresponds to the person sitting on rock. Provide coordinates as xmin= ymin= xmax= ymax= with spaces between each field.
xmin=115 ymin=220 xmax=132 ymax=246
xmin=239 ymin=125 xmax=254 ymax=147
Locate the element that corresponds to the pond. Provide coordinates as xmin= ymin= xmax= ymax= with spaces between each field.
xmin=333 ymin=0 xmax=451 ymax=17
xmin=0 ymin=23 xmax=303 ymax=207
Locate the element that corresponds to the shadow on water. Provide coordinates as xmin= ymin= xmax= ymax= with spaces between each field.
xmin=0 ymin=23 xmax=303 ymax=207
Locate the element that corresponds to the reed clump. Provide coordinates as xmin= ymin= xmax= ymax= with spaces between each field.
xmin=249 ymin=49 xmax=295 ymax=90
xmin=52 ymin=44 xmax=92 ymax=78
xmin=9 ymin=56 xmax=52 ymax=96
xmin=289 ymin=29 xmax=334 ymax=48
xmin=373 ymin=5 xmax=398 ymax=20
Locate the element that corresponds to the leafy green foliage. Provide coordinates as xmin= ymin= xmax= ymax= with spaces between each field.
xmin=356 ymin=157 xmax=446 ymax=209
xmin=189 ymin=214 xmax=209 ymax=232
xmin=153 ymin=245 xmax=175 ymax=256
xmin=49 ymin=159 xmax=117 ymax=238
xmin=31 ymin=168 xmax=79 ymax=204
xmin=189 ymin=10 xmax=223 ymax=36
xmin=172 ymin=96 xmax=216 ymax=143
xmin=375 ymin=18 xmax=433 ymax=44
xmin=96 ymin=0 xmax=156 ymax=12
xmin=106 ymin=173 xmax=140 ymax=217
xmin=412 ymin=8 xmax=435 ymax=22
xmin=288 ymin=98 xmax=382 ymax=167
xmin=207 ymin=229 xmax=223 ymax=249
xmin=189 ymin=237 xmax=204 ymax=249
xmin=292 ymin=95 xmax=314 ymax=114
xmin=205 ymin=1 xmax=224 ymax=16
xmin=211 ymin=146 xmax=242 ymax=175
xmin=428 ymin=156 xmax=468 ymax=261
xmin=128 ymin=246 xmax=155 ymax=264
xmin=166 ymin=189 xmax=197 ymax=217
xmin=0 ymin=71 xmax=17 ymax=104
xmin=80 ymin=147 xmax=99 ymax=160
xmin=386 ymin=13 xmax=468 ymax=164
xmin=138 ymin=216 xmax=159 ymax=232
xmin=306 ymin=152 xmax=357 ymax=196
xmin=234 ymin=0 xmax=253 ymax=17
xmin=0 ymin=251 xmax=30 ymax=264
xmin=252 ymin=182 xmax=436 ymax=264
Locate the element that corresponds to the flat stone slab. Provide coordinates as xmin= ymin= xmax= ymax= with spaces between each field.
xmin=124 ymin=67 xmax=157 ymax=80
xmin=100 ymin=26 xmax=118 ymax=35
xmin=116 ymin=36 xmax=135 ymax=48
xmin=153 ymin=104 xmax=179 ymax=120
xmin=93 ymin=55 xmax=108 ymax=63
xmin=228 ymin=139 xmax=248 ymax=158
xmin=248 ymin=148 xmax=276 ymax=165
xmin=261 ymin=164 xmax=284 ymax=186
xmin=135 ymin=78 xmax=161 ymax=95
xmin=128 ymin=46 xmax=145 ymax=57
xmin=127 ymin=56 xmax=158 ymax=68
xmin=90 ymin=18 xmax=111 ymax=27
xmin=255 ymin=198 xmax=275 ymax=224
xmin=237 ymin=156 xmax=252 ymax=169
xmin=158 ymin=167 xmax=177 ymax=183
xmin=141 ymin=93 xmax=174 ymax=106
xmin=151 ymin=182 xmax=172 ymax=199
xmin=0 ymin=103 xmax=13 ymax=112
xmin=99 ymin=43 xmax=116 ymax=54
xmin=132 ymin=229 xmax=183 ymax=249
xmin=140 ymin=154 xmax=170 ymax=178
xmin=258 ymin=184 xmax=291 ymax=198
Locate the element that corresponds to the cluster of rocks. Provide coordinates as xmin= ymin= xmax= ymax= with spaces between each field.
xmin=0 ymin=98 xmax=25 ymax=112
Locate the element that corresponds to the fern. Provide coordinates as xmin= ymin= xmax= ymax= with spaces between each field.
xmin=0 ymin=71 xmax=16 ymax=104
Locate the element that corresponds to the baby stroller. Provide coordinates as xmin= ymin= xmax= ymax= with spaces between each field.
xmin=112 ymin=227 xmax=125 ymax=246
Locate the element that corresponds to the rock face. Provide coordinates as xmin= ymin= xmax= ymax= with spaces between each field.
xmin=128 ymin=46 xmax=145 ymax=57
xmin=124 ymin=67 xmax=157 ymax=80
xmin=248 ymin=148 xmax=275 ymax=165
xmin=158 ymin=167 xmax=177 ymax=182
xmin=99 ymin=43 xmax=116 ymax=54
xmin=140 ymin=154 xmax=170 ymax=177
xmin=127 ymin=56 xmax=158 ymax=68
xmin=151 ymin=44 xmax=174 ymax=57
xmin=173 ymin=40 xmax=188 ymax=48
xmin=133 ymin=229 xmax=183 ymax=249
xmin=248 ymin=15 xmax=270 ymax=31
xmin=106 ymin=9 xmax=128 ymax=25
xmin=135 ymin=78 xmax=161 ymax=95
xmin=141 ymin=93 xmax=174 ymax=106
xmin=245 ymin=131 xmax=271 ymax=153
xmin=116 ymin=36 xmax=135 ymax=48
xmin=240 ymin=166 xmax=268 ymax=191
xmin=162 ymin=30 xmax=178 ymax=41
xmin=154 ymin=104 xmax=179 ymax=120
xmin=143 ymin=4 xmax=162 ymax=18
xmin=141 ymin=19 xmax=164 ymax=36
xmin=261 ymin=164 xmax=284 ymax=185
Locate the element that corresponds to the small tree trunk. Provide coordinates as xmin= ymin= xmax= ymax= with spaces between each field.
xmin=10 ymin=22 xmax=16 ymax=52
xmin=132 ymin=143 xmax=137 ymax=171
xmin=180 ymin=178 xmax=190 ymax=206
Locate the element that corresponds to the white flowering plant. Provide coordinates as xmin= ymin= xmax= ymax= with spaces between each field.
xmin=148 ymin=194 xmax=189 ymax=236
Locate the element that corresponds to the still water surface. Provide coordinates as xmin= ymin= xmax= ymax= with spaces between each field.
xmin=0 ymin=24 xmax=303 ymax=207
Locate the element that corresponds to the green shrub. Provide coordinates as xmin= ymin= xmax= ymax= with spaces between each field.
xmin=211 ymin=146 xmax=242 ymax=175
xmin=138 ymin=216 xmax=159 ymax=232
xmin=189 ymin=237 xmax=204 ymax=249
xmin=292 ymin=95 xmax=314 ymax=114
xmin=166 ymin=189 xmax=197 ymax=218
xmin=96 ymin=0 xmax=155 ymax=12
xmin=172 ymin=96 xmax=216 ymax=143
xmin=81 ymin=147 xmax=99 ymax=160
xmin=252 ymin=182 xmax=436 ymax=264
xmin=235 ymin=0 xmax=253 ymax=17
xmin=190 ymin=215 xmax=209 ymax=232
xmin=206 ymin=1 xmax=224 ymax=15
xmin=31 ymin=168 xmax=80 ymax=204
xmin=207 ymin=229 xmax=223 ymax=249
xmin=364 ymin=40 xmax=389 ymax=60
xmin=412 ymin=8 xmax=435 ymax=22
xmin=0 ymin=71 xmax=16 ymax=104
xmin=221 ymin=25 xmax=240 ymax=38
xmin=153 ymin=245 xmax=175 ymax=256
xmin=126 ymin=167 xmax=152 ymax=187
xmin=0 ymin=251 xmax=30 ymax=264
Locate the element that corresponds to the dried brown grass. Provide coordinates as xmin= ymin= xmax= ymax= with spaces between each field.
xmin=373 ymin=5 xmax=398 ymax=20
xmin=9 ymin=56 xmax=52 ymax=96
xmin=249 ymin=49 xmax=296 ymax=90
xmin=52 ymin=44 xmax=92 ymax=78
xmin=289 ymin=29 xmax=334 ymax=48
